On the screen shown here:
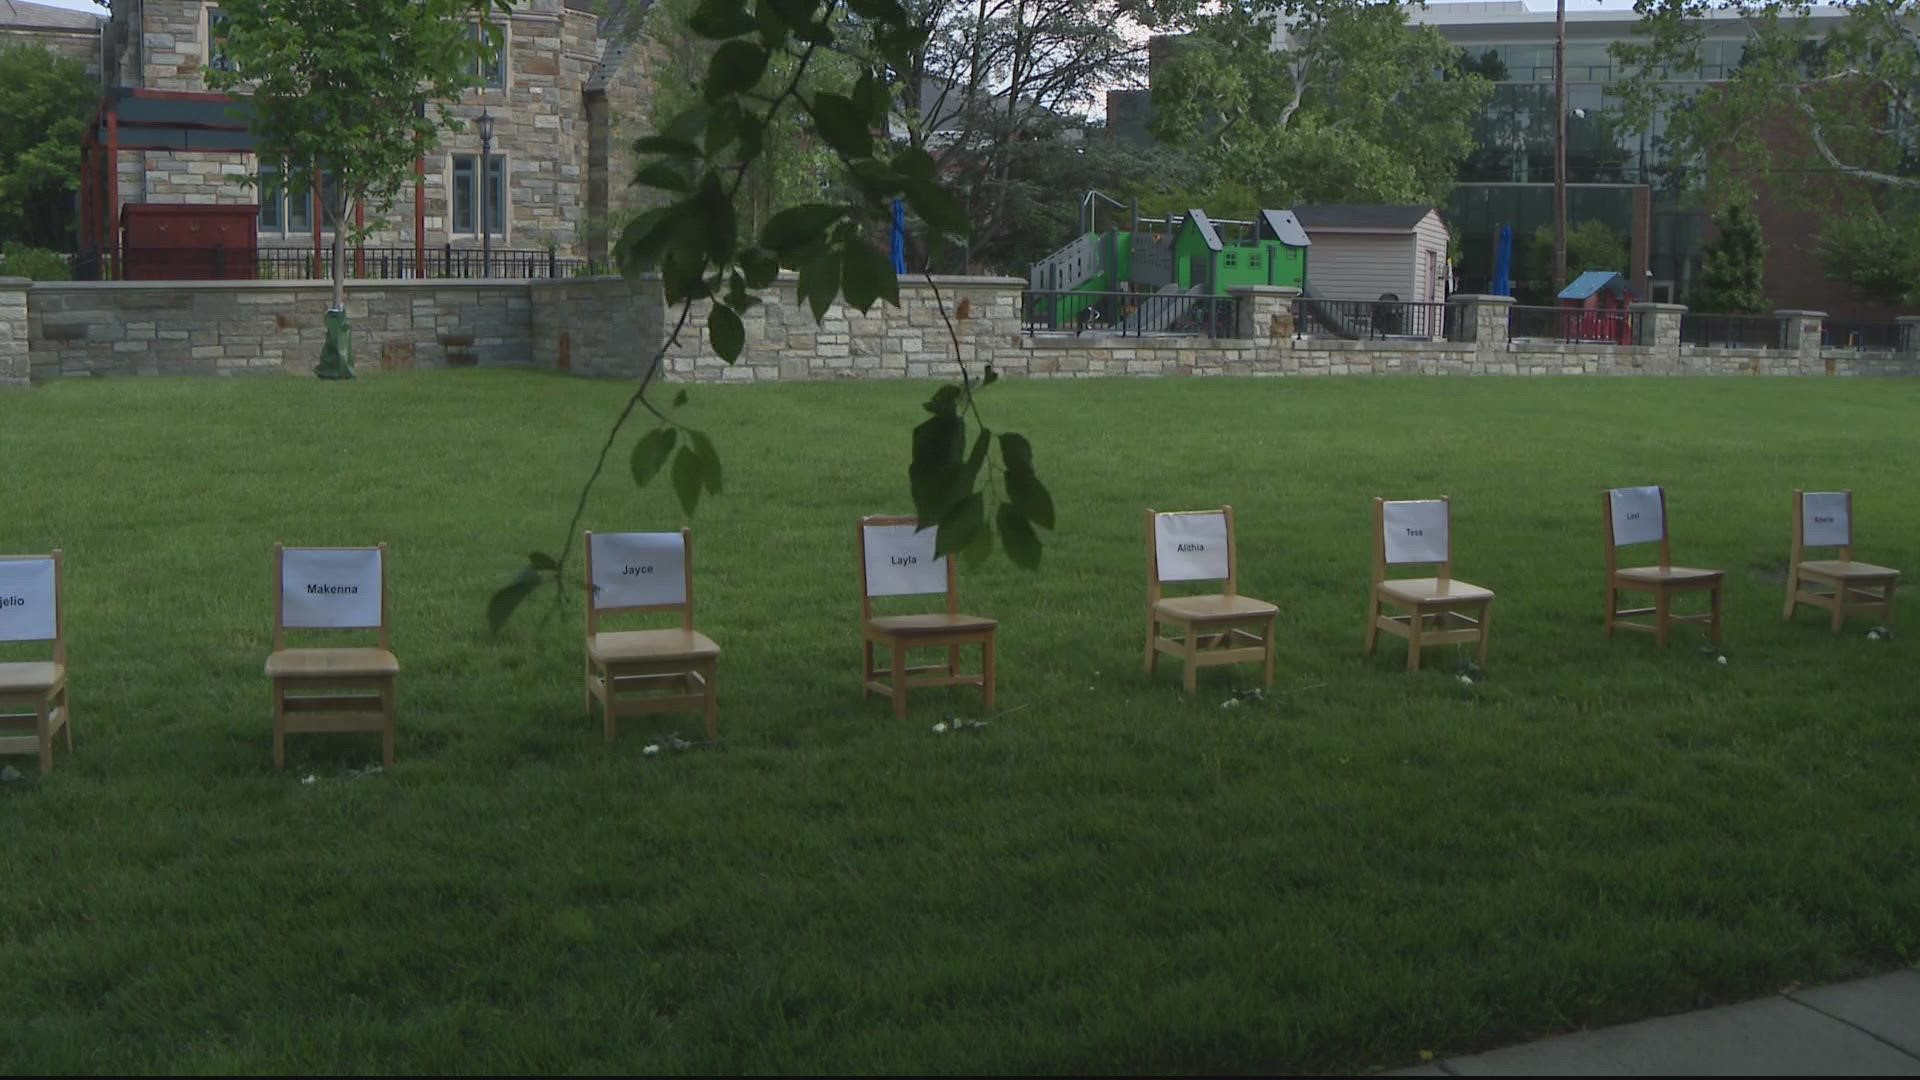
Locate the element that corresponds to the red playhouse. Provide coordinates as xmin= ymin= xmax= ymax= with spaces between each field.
xmin=1557 ymin=270 xmax=1637 ymax=345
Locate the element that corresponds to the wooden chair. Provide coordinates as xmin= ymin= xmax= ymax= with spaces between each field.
xmin=859 ymin=516 xmax=997 ymax=719
xmin=584 ymin=528 xmax=719 ymax=743
xmin=1783 ymin=489 xmax=1899 ymax=631
xmin=0 ymin=551 xmax=72 ymax=774
xmin=1145 ymin=506 xmax=1277 ymax=692
xmin=265 ymin=544 xmax=398 ymax=769
xmin=1603 ymin=486 xmax=1724 ymax=647
xmin=1363 ymin=498 xmax=1494 ymax=672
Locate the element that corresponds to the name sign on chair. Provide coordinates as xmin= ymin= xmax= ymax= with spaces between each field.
xmin=591 ymin=532 xmax=687 ymax=609
xmin=1155 ymin=512 xmax=1230 ymax=582
xmin=1610 ymin=486 xmax=1665 ymax=546
xmin=1383 ymin=500 xmax=1450 ymax=565
xmin=864 ymin=524 xmax=947 ymax=597
xmin=1802 ymin=491 xmax=1851 ymax=548
xmin=0 ymin=558 xmax=56 ymax=643
xmin=281 ymin=548 xmax=382 ymax=629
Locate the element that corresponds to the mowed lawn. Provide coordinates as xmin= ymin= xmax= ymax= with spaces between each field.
xmin=2 ymin=370 xmax=1918 ymax=1074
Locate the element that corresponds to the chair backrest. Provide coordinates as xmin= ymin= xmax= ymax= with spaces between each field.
xmin=275 ymin=543 xmax=388 ymax=649
xmin=859 ymin=515 xmax=957 ymax=619
xmin=1793 ymin=489 xmax=1853 ymax=561
xmin=0 ymin=551 xmax=63 ymax=664
xmin=1374 ymin=498 xmax=1452 ymax=585
xmin=1146 ymin=506 xmax=1237 ymax=602
xmin=583 ymin=529 xmax=694 ymax=634
xmin=1604 ymin=485 xmax=1671 ymax=571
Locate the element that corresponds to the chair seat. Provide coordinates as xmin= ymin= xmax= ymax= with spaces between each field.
xmin=265 ymin=648 xmax=400 ymax=678
xmin=0 ymin=661 xmax=63 ymax=694
xmin=1615 ymin=565 xmax=1723 ymax=584
xmin=1799 ymin=559 xmax=1900 ymax=579
xmin=1154 ymin=594 xmax=1278 ymax=621
xmin=588 ymin=629 xmax=720 ymax=663
xmin=1377 ymin=577 xmax=1494 ymax=604
xmin=866 ymin=613 xmax=998 ymax=636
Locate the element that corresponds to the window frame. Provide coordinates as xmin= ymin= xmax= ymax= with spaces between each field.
xmin=449 ymin=152 xmax=509 ymax=238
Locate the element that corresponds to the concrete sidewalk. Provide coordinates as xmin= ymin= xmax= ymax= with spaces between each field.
xmin=1390 ymin=969 xmax=1920 ymax=1076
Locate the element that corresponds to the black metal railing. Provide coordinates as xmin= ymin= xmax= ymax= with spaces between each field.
xmin=1292 ymin=297 xmax=1455 ymax=341
xmin=1680 ymin=312 xmax=1785 ymax=349
xmin=1822 ymin=320 xmax=1904 ymax=351
xmin=75 ymin=245 xmax=603 ymax=282
xmin=1508 ymin=305 xmax=1638 ymax=345
xmin=1021 ymin=289 xmax=1236 ymax=338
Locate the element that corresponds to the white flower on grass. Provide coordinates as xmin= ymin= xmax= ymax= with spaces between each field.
xmin=1457 ymin=674 xmax=1473 ymax=686
xmin=300 ymin=774 xmax=317 ymax=785
xmin=642 ymin=744 xmax=660 ymax=756
xmin=932 ymin=722 xmax=949 ymax=733
xmin=1221 ymin=698 xmax=1241 ymax=709
xmin=1716 ymin=655 xmax=1728 ymax=666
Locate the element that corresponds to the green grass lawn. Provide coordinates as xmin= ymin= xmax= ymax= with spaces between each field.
xmin=2 ymin=371 xmax=1918 ymax=1074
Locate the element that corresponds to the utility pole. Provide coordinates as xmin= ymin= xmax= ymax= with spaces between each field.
xmin=1553 ymin=0 xmax=1569 ymax=294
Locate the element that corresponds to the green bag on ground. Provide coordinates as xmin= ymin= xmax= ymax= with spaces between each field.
xmin=316 ymin=307 xmax=355 ymax=380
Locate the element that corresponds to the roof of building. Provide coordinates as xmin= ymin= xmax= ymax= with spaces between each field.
xmin=1291 ymin=205 xmax=1437 ymax=232
xmin=0 ymin=0 xmax=104 ymax=32
xmin=1259 ymin=209 xmax=1311 ymax=248
xmin=1558 ymin=270 xmax=1631 ymax=301
xmin=1185 ymin=209 xmax=1223 ymax=252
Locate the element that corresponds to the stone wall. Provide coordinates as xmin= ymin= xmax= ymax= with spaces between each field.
xmin=1 ymin=278 xmax=28 ymax=388
xmin=529 ymin=275 xmax=663 ymax=378
xmin=0 ymin=22 xmax=102 ymax=79
xmin=23 ymin=280 xmax=532 ymax=379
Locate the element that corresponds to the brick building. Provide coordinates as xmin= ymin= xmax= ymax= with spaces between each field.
xmin=2 ymin=0 xmax=659 ymax=273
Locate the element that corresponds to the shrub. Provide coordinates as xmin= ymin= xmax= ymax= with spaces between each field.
xmin=0 ymin=243 xmax=72 ymax=280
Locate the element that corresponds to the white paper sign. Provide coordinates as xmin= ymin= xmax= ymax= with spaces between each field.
xmin=1609 ymin=486 xmax=1665 ymax=547
xmin=281 ymin=548 xmax=382 ymax=629
xmin=591 ymin=532 xmax=687 ymax=609
xmin=1802 ymin=491 xmax=1851 ymax=548
xmin=1383 ymin=500 xmax=1450 ymax=565
xmin=864 ymin=523 xmax=947 ymax=597
xmin=1155 ymin=512 xmax=1230 ymax=582
xmin=0 ymin=557 xmax=57 ymax=643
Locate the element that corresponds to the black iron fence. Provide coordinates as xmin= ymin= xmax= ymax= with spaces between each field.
xmin=1021 ymin=289 xmax=1236 ymax=337
xmin=1823 ymin=320 xmax=1904 ymax=351
xmin=75 ymin=245 xmax=604 ymax=281
xmin=1292 ymin=297 xmax=1456 ymax=341
xmin=1680 ymin=312 xmax=1785 ymax=349
xmin=1508 ymin=305 xmax=1638 ymax=345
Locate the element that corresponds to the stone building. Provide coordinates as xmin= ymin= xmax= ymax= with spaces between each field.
xmin=0 ymin=0 xmax=660 ymax=271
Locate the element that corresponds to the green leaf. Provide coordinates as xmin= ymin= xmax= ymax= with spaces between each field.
xmin=909 ymin=411 xmax=968 ymax=521
xmin=671 ymin=445 xmax=704 ymax=515
xmin=487 ymin=566 xmax=543 ymax=635
xmin=841 ymin=240 xmax=899 ymax=313
xmin=811 ymin=92 xmax=874 ymax=158
xmin=964 ymin=426 xmax=991 ymax=480
xmin=998 ymin=432 xmax=1034 ymax=473
xmin=846 ymin=0 xmax=907 ymax=20
xmin=689 ymin=429 xmax=724 ymax=494
xmin=740 ymin=247 xmax=780 ymax=288
xmin=664 ymin=105 xmax=713 ymax=143
xmin=797 ymin=249 xmax=840 ymax=322
xmin=613 ymin=206 xmax=680 ymax=272
xmin=851 ymin=68 xmax=883 ymax=125
xmin=766 ymin=0 xmax=817 ymax=30
xmin=1007 ymin=468 xmax=1056 ymax=531
xmin=961 ymin=507 xmax=995 ymax=568
xmin=762 ymin=204 xmax=845 ymax=255
xmin=753 ymin=0 xmax=790 ymax=48
xmin=935 ymin=493 xmax=985 ymax=557
xmin=696 ymin=174 xmax=736 ymax=264
xmin=708 ymin=303 xmax=745 ymax=364
xmin=997 ymin=502 xmax=1043 ymax=570
xmin=673 ymin=389 xmax=690 ymax=408
xmin=634 ymin=162 xmax=693 ymax=192
xmin=923 ymin=384 xmax=963 ymax=416
xmin=630 ymin=425 xmax=678 ymax=487
xmin=892 ymin=148 xmax=937 ymax=182
xmin=903 ymin=178 xmax=970 ymax=237
xmin=980 ymin=364 xmax=998 ymax=387
xmin=633 ymin=135 xmax=702 ymax=158
xmin=528 ymin=551 xmax=559 ymax=572
xmin=688 ymin=0 xmax=756 ymax=39
xmin=707 ymin=40 xmax=770 ymax=99
xmin=705 ymin=99 xmax=743 ymax=156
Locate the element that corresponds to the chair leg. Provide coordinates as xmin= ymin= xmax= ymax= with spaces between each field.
xmin=1782 ymin=566 xmax=1800 ymax=620
xmin=1144 ymin=611 xmax=1158 ymax=675
xmin=702 ymin=661 xmax=719 ymax=742
xmin=1654 ymin=587 xmax=1671 ymax=648
xmin=36 ymin=700 xmax=52 ymax=775
xmin=1830 ymin=586 xmax=1847 ymax=633
xmin=890 ymin=640 xmax=909 ymax=720
xmin=601 ymin=664 xmax=617 ymax=744
xmin=981 ymin=633 xmax=996 ymax=711
xmin=583 ymin=655 xmax=594 ymax=720
xmin=1477 ymin=601 xmax=1493 ymax=668
xmin=272 ymin=680 xmax=286 ymax=770
xmin=1181 ymin=620 xmax=1199 ymax=693
xmin=1363 ymin=592 xmax=1381 ymax=657
xmin=1262 ymin=615 xmax=1276 ymax=688
xmin=1709 ymin=583 xmax=1724 ymax=644
xmin=1603 ymin=581 xmax=1617 ymax=638
xmin=60 ymin=686 xmax=73 ymax=752
xmin=863 ymin=640 xmax=877 ymax=697
xmin=1406 ymin=606 xmax=1424 ymax=672
xmin=1884 ymin=579 xmax=1898 ymax=624
xmin=948 ymin=643 xmax=961 ymax=679
xmin=380 ymin=678 xmax=396 ymax=768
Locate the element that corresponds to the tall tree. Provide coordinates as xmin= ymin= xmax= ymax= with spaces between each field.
xmin=1613 ymin=0 xmax=1920 ymax=301
xmin=206 ymin=0 xmax=501 ymax=364
xmin=1149 ymin=0 xmax=1492 ymax=209
xmin=1690 ymin=202 xmax=1768 ymax=312
xmin=0 ymin=45 xmax=97 ymax=251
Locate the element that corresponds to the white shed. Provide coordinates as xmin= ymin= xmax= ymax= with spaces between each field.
xmin=1290 ymin=205 xmax=1451 ymax=303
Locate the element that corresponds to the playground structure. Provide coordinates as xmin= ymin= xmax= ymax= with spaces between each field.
xmin=1025 ymin=193 xmax=1311 ymax=336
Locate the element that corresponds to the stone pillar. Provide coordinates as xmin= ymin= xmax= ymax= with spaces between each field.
xmin=1776 ymin=309 xmax=1826 ymax=373
xmin=0 ymin=277 xmax=29 ymax=388
xmin=1448 ymin=294 xmax=1512 ymax=368
xmin=1897 ymin=315 xmax=1920 ymax=360
xmin=1629 ymin=302 xmax=1684 ymax=349
xmin=1230 ymin=285 xmax=1299 ymax=342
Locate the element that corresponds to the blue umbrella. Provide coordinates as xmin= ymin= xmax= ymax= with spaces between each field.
xmin=1491 ymin=223 xmax=1513 ymax=297
xmin=890 ymin=198 xmax=907 ymax=274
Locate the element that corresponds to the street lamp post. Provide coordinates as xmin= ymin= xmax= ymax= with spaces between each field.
xmin=476 ymin=108 xmax=494 ymax=279
xmin=1553 ymin=0 xmax=1568 ymax=294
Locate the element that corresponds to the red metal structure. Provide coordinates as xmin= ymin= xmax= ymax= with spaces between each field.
xmin=119 ymin=204 xmax=259 ymax=280
xmin=1557 ymin=270 xmax=1637 ymax=345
